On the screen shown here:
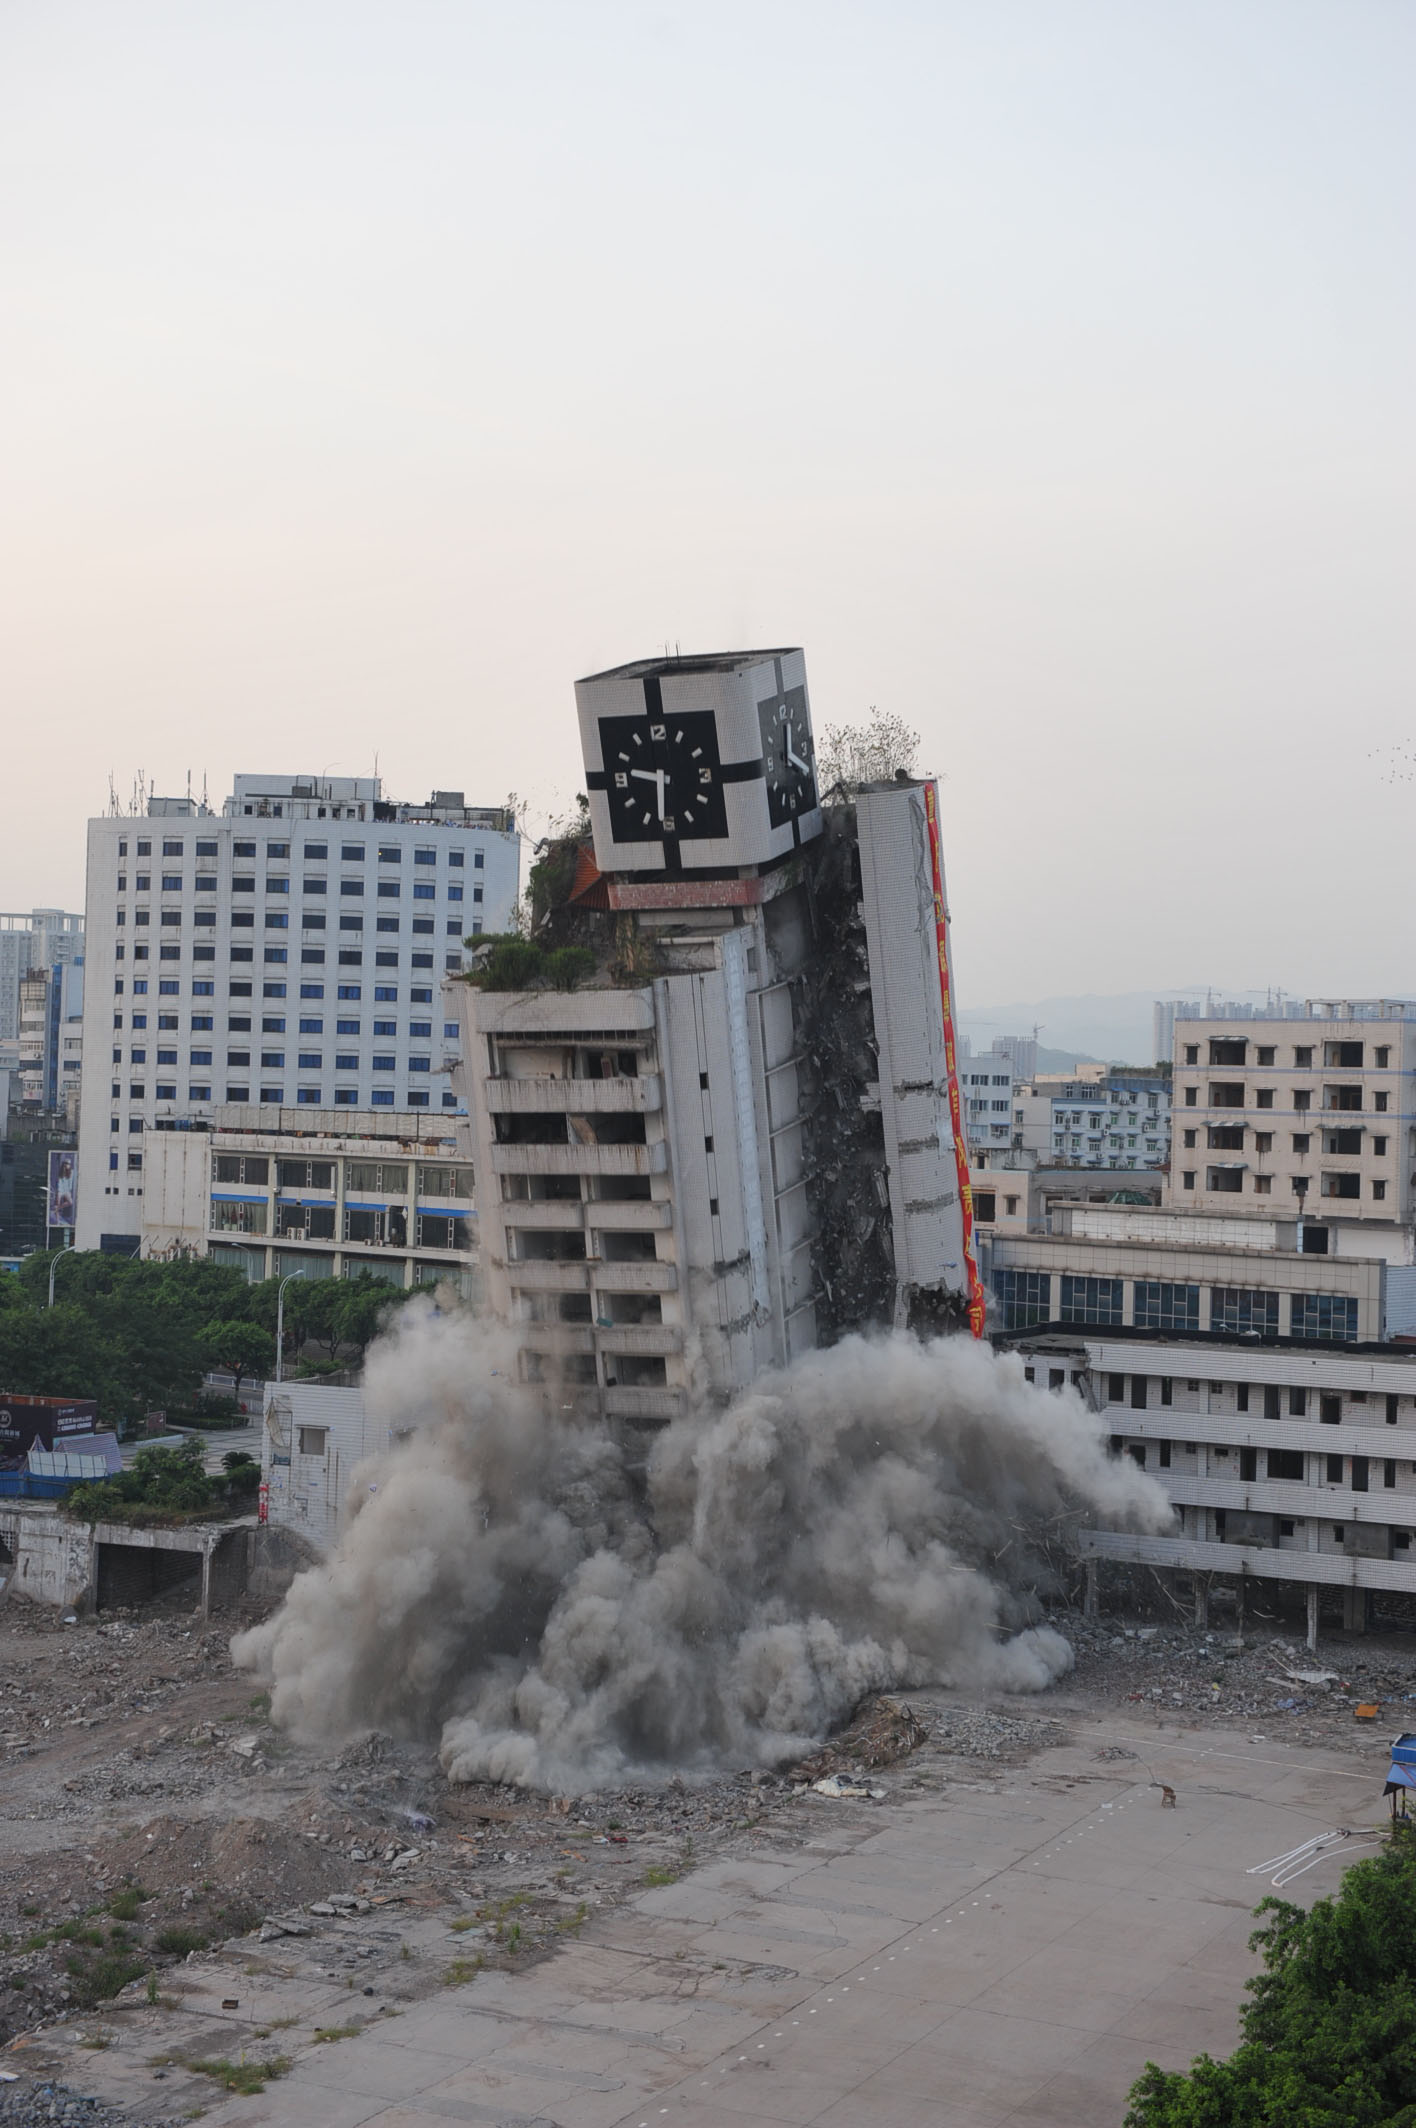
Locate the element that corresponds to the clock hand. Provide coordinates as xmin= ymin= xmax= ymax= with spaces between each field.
xmin=630 ymin=766 xmax=668 ymax=819
xmin=785 ymin=743 xmax=809 ymax=774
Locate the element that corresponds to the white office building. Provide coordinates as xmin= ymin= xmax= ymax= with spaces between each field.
xmin=75 ymin=775 xmax=520 ymax=1253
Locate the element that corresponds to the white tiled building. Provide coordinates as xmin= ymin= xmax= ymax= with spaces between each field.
xmin=75 ymin=776 xmax=519 ymax=1252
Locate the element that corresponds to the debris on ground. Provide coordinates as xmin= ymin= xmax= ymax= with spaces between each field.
xmin=811 ymin=1773 xmax=886 ymax=1800
xmin=788 ymin=1696 xmax=929 ymax=1783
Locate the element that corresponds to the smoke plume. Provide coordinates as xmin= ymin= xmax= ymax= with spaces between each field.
xmin=233 ymin=1304 xmax=1171 ymax=1790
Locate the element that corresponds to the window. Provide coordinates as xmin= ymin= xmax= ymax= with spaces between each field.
xmin=336 ymin=1018 xmax=359 ymax=1034
xmin=1374 ymin=1135 xmax=1388 ymax=1155
xmin=341 ymin=879 xmax=364 ymax=895
xmin=448 ymin=884 xmax=463 ymax=901
xmin=1327 ymin=1456 xmax=1343 ymax=1484
xmin=377 ymin=881 xmax=400 ymax=898
xmin=1184 ymin=1044 xmax=1199 ymax=1065
xmin=1376 ymin=1090 xmax=1389 ymax=1112
xmin=375 ymin=985 xmax=398 ymax=1001
xmin=1268 ymin=1448 xmax=1305 ymax=1481
xmin=1207 ymin=1167 xmax=1244 ymax=1193
xmin=298 ymin=1427 xmax=328 ymax=1457
xmin=377 ymin=916 xmax=400 ymax=934
xmin=1293 ymin=1132 xmax=1310 ymax=1152
xmin=378 ymin=844 xmax=401 ymax=863
xmin=161 ymin=873 xmax=182 ymax=891
xmin=1293 ymin=1089 xmax=1311 ymax=1112
xmin=1059 ymin=1275 xmax=1123 ymax=1326
xmin=335 ymin=1053 xmax=359 ymax=1070
xmin=1254 ymin=1176 xmax=1273 ymax=1194
xmin=371 ymin=1088 xmax=395 ymax=1106
xmin=372 ymin=1055 xmax=396 ymax=1072
xmin=297 ymin=1087 xmax=322 ymax=1104
xmin=992 ymin=1268 xmax=1051 ymax=1330
xmin=410 ymin=1020 xmax=432 ymax=1038
xmin=1184 ymin=1087 xmax=1197 ymax=1107
xmin=1374 ymin=1180 xmax=1388 ymax=1201
xmin=1388 ymin=1395 xmax=1399 ymax=1425
xmin=304 ymin=842 xmax=327 ymax=860
xmin=1182 ymin=1170 xmax=1196 ymax=1189
xmin=304 ymin=877 xmax=327 ymax=895
xmin=300 ymin=982 xmax=326 ymax=999
xmin=335 ymin=1088 xmax=358 ymax=1104
xmin=297 ymin=1051 xmax=321 ymax=1069
xmin=1130 ymin=1281 xmax=1199 ymax=1333
xmin=1257 ymin=1046 xmax=1275 ymax=1066
xmin=1376 ymin=1045 xmax=1391 ymax=1068
xmin=1291 ymin=1293 xmax=1359 ymax=1341
xmin=337 ymin=984 xmax=362 ymax=1000
xmin=1182 ymin=1128 xmax=1196 ymax=1148
xmin=1295 ymin=1046 xmax=1313 ymax=1067
xmin=974 ymin=1191 xmax=996 ymax=1223
xmin=1211 ymin=1288 xmax=1279 ymax=1336
xmin=1255 ymin=1089 xmax=1274 ymax=1109
xmin=408 ymin=1055 xmax=431 ymax=1072
xmin=1255 ymin=1132 xmax=1273 ymax=1152
xmin=1321 ymin=1172 xmax=1361 ymax=1200
xmin=413 ymin=882 xmax=435 ymax=900
xmin=341 ymin=842 xmax=365 ymax=861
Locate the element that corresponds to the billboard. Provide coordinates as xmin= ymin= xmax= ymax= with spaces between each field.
xmin=46 ymin=1150 xmax=76 ymax=1233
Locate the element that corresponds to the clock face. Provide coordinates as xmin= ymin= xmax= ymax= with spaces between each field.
xmin=596 ymin=709 xmax=727 ymax=842
xmin=757 ymin=681 xmax=817 ymax=828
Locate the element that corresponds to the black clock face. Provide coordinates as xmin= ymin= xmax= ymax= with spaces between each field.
xmin=597 ymin=710 xmax=727 ymax=842
xmin=757 ymin=683 xmax=817 ymax=828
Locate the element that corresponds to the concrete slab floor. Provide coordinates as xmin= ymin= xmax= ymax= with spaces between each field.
xmin=149 ymin=1708 xmax=1383 ymax=2128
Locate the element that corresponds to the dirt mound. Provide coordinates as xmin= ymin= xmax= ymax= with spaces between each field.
xmin=98 ymin=1813 xmax=353 ymax=1914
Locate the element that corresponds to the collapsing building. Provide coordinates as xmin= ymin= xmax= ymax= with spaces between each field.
xmin=453 ymin=649 xmax=983 ymax=1425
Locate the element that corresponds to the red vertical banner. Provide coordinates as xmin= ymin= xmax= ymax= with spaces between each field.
xmin=923 ymin=782 xmax=986 ymax=1338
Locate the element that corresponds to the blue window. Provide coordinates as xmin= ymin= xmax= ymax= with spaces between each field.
xmin=445 ymin=921 xmax=460 ymax=935
xmin=992 ymin=1269 xmax=1050 ymax=1330
xmin=335 ymin=1088 xmax=358 ymax=1103
xmin=449 ymin=850 xmax=463 ymax=867
xmin=267 ymin=842 xmax=289 ymax=858
xmin=379 ymin=844 xmax=401 ymax=863
xmin=130 ymin=1047 xmax=147 ymax=1063
xmin=473 ymin=852 xmax=483 ymax=868
xmin=376 ymin=916 xmax=399 ymax=933
xmin=1058 ymin=1276 xmax=1124 ymax=1327
xmin=373 ymin=1019 xmax=396 ymax=1036
xmin=375 ymin=985 xmax=397 ymax=1001
xmin=297 ymin=1088 xmax=322 ymax=1104
xmin=410 ymin=987 xmax=432 ymax=1003
xmin=341 ymin=879 xmax=364 ymax=895
xmin=408 ymin=1056 xmax=431 ymax=1073
xmin=298 ymin=1052 xmax=322 ymax=1069
xmin=156 ymin=1048 xmax=178 ymax=1065
xmin=377 ymin=881 xmax=400 ymax=898
xmin=336 ymin=1018 xmax=359 ymax=1034
xmin=1133 ymin=1282 xmax=1200 ymax=1332
xmin=442 ymin=1022 xmax=458 ymax=1038
xmin=414 ymin=847 xmax=436 ymax=865
xmin=109 ymin=1152 xmax=119 ymax=1170
xmin=412 ymin=919 xmax=434 ymax=935
xmin=337 ymin=984 xmax=361 ymax=1000
xmin=155 ymin=1083 xmax=176 ymax=1099
xmin=191 ymin=1015 xmax=213 ymax=1030
xmin=303 ymin=842 xmax=327 ymax=859
xmin=114 ymin=979 xmax=125 ymax=995
xmin=372 ymin=1056 xmax=396 ymax=1072
xmin=340 ymin=843 xmax=364 ymax=861
xmin=189 ymin=1085 xmax=210 ymax=1101
xmin=192 ymin=980 xmax=214 ymax=996
xmin=1211 ymin=1288 xmax=1279 ymax=1337
xmin=335 ymin=1053 xmax=359 ymax=1069
xmin=371 ymin=1089 xmax=395 ymax=1106
xmin=266 ymin=876 xmax=289 ymax=893
xmin=1291 ymin=1293 xmax=1359 ymax=1342
xmin=448 ymin=885 xmax=463 ymax=901
xmin=133 ymin=980 xmax=149 ymax=994
xmin=413 ymin=883 xmax=435 ymax=900
xmin=300 ymin=982 xmax=325 ymax=998
xmin=442 ymin=1092 xmax=459 ymax=1107
xmin=260 ymin=1087 xmax=284 ymax=1104
xmin=410 ymin=1020 xmax=432 ymax=1037
xmin=299 ymin=1018 xmax=323 ymax=1033
xmin=264 ymin=948 xmax=288 ymax=963
xmin=265 ymin=912 xmax=289 ymax=928
xmin=157 ymin=979 xmax=178 ymax=995
xmin=161 ymin=874 xmax=182 ymax=891
xmin=194 ymin=910 xmax=216 ymax=926
xmin=261 ymin=1051 xmax=285 ymax=1068
xmin=304 ymin=877 xmax=327 ymax=893
xmin=191 ymin=1049 xmax=212 ymax=1065
xmin=411 ymin=953 xmax=433 ymax=969
xmin=195 ymin=875 xmax=217 ymax=892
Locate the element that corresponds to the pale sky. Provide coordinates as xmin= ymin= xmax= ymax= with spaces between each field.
xmin=3 ymin=1 xmax=1413 ymax=1010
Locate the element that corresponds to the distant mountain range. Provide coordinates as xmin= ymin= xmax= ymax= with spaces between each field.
xmin=959 ymin=989 xmax=1287 ymax=1067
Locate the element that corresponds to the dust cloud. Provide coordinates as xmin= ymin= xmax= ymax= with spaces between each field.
xmin=232 ymin=1304 xmax=1172 ymax=1790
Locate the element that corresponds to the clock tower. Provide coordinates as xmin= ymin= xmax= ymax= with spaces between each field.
xmin=576 ymin=649 xmax=823 ymax=884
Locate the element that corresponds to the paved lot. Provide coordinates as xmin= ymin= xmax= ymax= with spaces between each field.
xmin=186 ymin=1711 xmax=1379 ymax=2128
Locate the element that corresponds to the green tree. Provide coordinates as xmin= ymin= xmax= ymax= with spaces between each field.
xmin=334 ymin=1275 xmax=413 ymax=1359
xmin=200 ymin=1318 xmax=273 ymax=1401
xmin=1126 ymin=1830 xmax=1416 ymax=2126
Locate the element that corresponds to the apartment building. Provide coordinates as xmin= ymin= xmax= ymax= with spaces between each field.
xmin=75 ymin=775 xmax=519 ymax=1252
xmin=962 ymin=1048 xmax=1015 ymax=1155
xmin=459 ymin=648 xmax=979 ymax=1425
xmin=1012 ymin=1070 xmax=1171 ymax=1171
xmin=0 ymin=910 xmax=83 ymax=1045
xmin=140 ymin=1105 xmax=474 ymax=1293
xmin=1170 ymin=1004 xmax=1416 ymax=1258
xmin=15 ymin=964 xmax=84 ymax=1121
xmin=1009 ymin=1324 xmax=1416 ymax=1638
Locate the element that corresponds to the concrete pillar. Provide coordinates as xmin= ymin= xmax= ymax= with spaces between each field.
xmin=1307 ymin=1584 xmax=1320 ymax=1652
xmin=200 ymin=1542 xmax=212 ymax=1620
xmin=1343 ymin=1585 xmax=1368 ymax=1634
xmin=1083 ymin=1558 xmax=1099 ymax=1620
xmin=1193 ymin=1574 xmax=1209 ymax=1631
xmin=1235 ymin=1574 xmax=1245 ymax=1650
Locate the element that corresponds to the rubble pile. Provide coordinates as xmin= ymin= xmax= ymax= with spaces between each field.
xmin=0 ymin=2079 xmax=176 ymax=2128
xmin=789 ymin=1696 xmax=930 ymax=1782
xmin=1065 ymin=1619 xmax=1416 ymax=1746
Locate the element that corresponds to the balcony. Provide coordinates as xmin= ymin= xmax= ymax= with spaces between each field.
xmin=593 ymin=1261 xmax=679 ymax=1293
xmin=594 ymin=1324 xmax=683 ymax=1357
xmin=583 ymin=1199 xmax=672 ymax=1230
xmin=517 ymin=1326 xmax=596 ymax=1357
xmin=484 ymin=1074 xmax=662 ymax=1114
xmin=1079 ymin=1526 xmax=1416 ymax=1590
xmin=498 ymin=1200 xmax=586 ymax=1229
xmin=1160 ymin=1471 xmax=1405 ymax=1526
xmin=504 ymin=1261 xmax=590 ymax=1292
xmin=601 ymin=1385 xmax=683 ymax=1422
xmin=489 ymin=1141 xmax=667 ymax=1177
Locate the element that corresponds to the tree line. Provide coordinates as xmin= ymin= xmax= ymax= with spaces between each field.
xmin=0 ymin=1253 xmax=415 ymax=1437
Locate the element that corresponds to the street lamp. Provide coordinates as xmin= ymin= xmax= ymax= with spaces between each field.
xmin=48 ymin=1242 xmax=76 ymax=1309
xmin=274 ymin=1271 xmax=302 ymax=1384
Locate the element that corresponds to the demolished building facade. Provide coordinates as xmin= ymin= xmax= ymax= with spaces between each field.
xmin=453 ymin=648 xmax=981 ymax=1423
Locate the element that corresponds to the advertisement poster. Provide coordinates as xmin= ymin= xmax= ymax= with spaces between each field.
xmin=46 ymin=1149 xmax=77 ymax=1234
